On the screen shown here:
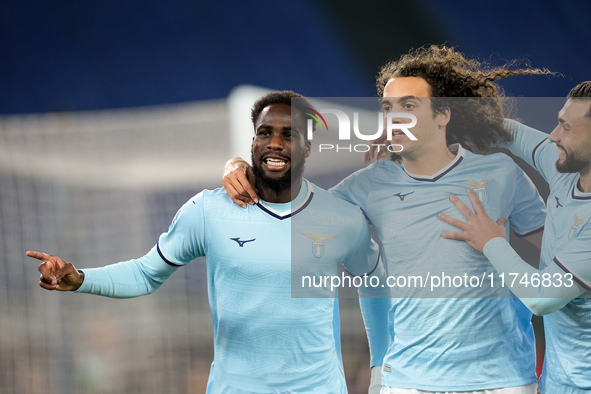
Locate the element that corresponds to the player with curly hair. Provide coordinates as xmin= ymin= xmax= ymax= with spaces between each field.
xmin=370 ymin=44 xmax=551 ymax=161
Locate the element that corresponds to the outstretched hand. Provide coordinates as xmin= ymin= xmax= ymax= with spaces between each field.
xmin=26 ymin=250 xmax=84 ymax=291
xmin=438 ymin=189 xmax=507 ymax=252
xmin=222 ymin=157 xmax=259 ymax=208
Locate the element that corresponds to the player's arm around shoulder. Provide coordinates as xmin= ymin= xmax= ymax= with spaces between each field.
xmin=329 ymin=161 xmax=381 ymax=208
xmin=503 ymin=119 xmax=548 ymax=164
xmin=504 ymin=118 xmax=559 ymax=183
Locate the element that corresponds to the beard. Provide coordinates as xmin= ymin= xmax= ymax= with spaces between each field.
xmin=251 ymin=154 xmax=306 ymax=193
xmin=555 ymin=147 xmax=591 ymax=174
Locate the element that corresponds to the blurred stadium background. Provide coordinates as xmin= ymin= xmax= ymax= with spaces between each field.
xmin=1 ymin=1 xmax=590 ymax=393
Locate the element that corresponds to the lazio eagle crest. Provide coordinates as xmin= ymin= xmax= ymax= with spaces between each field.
xmin=302 ymin=233 xmax=335 ymax=258
xmin=568 ymin=216 xmax=587 ymax=240
xmin=462 ymin=180 xmax=493 ymax=202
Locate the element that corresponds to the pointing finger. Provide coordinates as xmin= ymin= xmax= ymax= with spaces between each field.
xmin=26 ymin=250 xmax=49 ymax=262
xmin=26 ymin=250 xmax=65 ymax=269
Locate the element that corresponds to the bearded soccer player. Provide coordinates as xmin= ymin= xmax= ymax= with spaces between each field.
xmin=440 ymin=81 xmax=591 ymax=393
xmin=27 ymin=90 xmax=388 ymax=393
xmin=222 ymin=45 xmax=550 ymax=393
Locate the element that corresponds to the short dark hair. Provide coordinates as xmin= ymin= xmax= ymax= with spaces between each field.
xmin=376 ymin=45 xmax=553 ymax=155
xmin=567 ymin=81 xmax=591 ymax=118
xmin=251 ymin=90 xmax=316 ymax=131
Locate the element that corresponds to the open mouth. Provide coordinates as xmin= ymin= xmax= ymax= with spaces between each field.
xmin=392 ymin=131 xmax=406 ymax=137
xmin=263 ymin=157 xmax=288 ymax=169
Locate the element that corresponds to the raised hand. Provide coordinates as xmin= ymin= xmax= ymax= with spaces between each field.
xmin=438 ymin=189 xmax=507 ymax=252
xmin=26 ymin=250 xmax=84 ymax=291
xmin=222 ymin=157 xmax=259 ymax=208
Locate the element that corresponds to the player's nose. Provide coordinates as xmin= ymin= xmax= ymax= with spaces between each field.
xmin=267 ymin=133 xmax=284 ymax=150
xmin=548 ymin=125 xmax=560 ymax=143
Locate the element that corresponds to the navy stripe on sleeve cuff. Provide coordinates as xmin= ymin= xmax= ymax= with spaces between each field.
xmin=157 ymin=243 xmax=183 ymax=267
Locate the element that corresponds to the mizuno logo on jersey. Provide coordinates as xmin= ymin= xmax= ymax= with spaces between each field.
xmin=568 ymin=216 xmax=587 ymax=240
xmin=393 ymin=191 xmax=415 ymax=201
xmin=462 ymin=180 xmax=493 ymax=202
xmin=555 ymin=196 xmax=563 ymax=208
xmin=230 ymin=237 xmax=256 ymax=247
xmin=302 ymin=233 xmax=335 ymax=258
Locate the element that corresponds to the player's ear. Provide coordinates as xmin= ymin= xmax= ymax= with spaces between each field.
xmin=437 ymin=107 xmax=451 ymax=128
xmin=305 ymin=140 xmax=311 ymax=157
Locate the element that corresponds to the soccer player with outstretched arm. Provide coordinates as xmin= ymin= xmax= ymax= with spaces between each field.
xmin=28 ymin=91 xmax=389 ymax=393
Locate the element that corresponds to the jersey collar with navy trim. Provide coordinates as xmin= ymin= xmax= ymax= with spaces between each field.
xmin=572 ymin=175 xmax=591 ymax=200
xmin=401 ymin=144 xmax=465 ymax=182
xmin=256 ymin=179 xmax=314 ymax=220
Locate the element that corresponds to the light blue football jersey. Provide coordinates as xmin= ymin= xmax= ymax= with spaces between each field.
xmin=503 ymin=120 xmax=591 ymax=394
xmin=330 ymin=144 xmax=546 ymax=391
xmin=79 ymin=179 xmax=380 ymax=393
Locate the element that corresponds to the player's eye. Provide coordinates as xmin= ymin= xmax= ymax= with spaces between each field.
xmin=403 ymin=102 xmax=415 ymax=109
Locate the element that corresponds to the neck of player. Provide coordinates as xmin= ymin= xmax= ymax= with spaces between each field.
xmin=579 ymin=169 xmax=591 ymax=193
xmin=402 ymin=145 xmax=456 ymax=176
xmin=258 ymin=178 xmax=304 ymax=204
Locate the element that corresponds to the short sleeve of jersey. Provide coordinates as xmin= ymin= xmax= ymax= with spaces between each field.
xmin=342 ymin=211 xmax=380 ymax=276
xmin=157 ymin=191 xmax=207 ymax=266
xmin=504 ymin=119 xmax=558 ymax=185
xmin=554 ymin=223 xmax=591 ymax=291
xmin=329 ymin=164 xmax=375 ymax=209
xmin=507 ymin=163 xmax=547 ymax=236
